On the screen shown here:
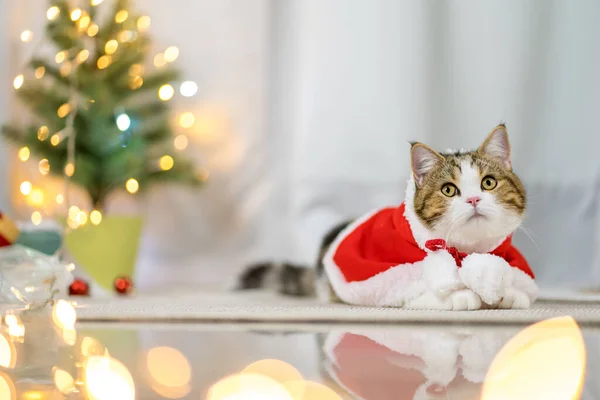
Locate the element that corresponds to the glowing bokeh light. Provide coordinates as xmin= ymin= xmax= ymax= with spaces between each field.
xmin=18 ymin=146 xmax=30 ymax=161
xmin=47 ymin=6 xmax=60 ymax=20
xmin=207 ymin=373 xmax=294 ymax=400
xmin=174 ymin=134 xmax=188 ymax=150
xmin=180 ymin=81 xmax=198 ymax=97
xmin=54 ymin=368 xmax=76 ymax=395
xmin=146 ymin=347 xmax=191 ymax=398
xmin=126 ymin=178 xmax=139 ymax=194
xmin=85 ymin=356 xmax=135 ymax=400
xmin=13 ymin=75 xmax=24 ymax=90
xmin=20 ymin=181 xmax=32 ymax=196
xmin=158 ymin=84 xmax=174 ymax=101
xmin=90 ymin=210 xmax=103 ymax=225
xmin=0 ymin=333 xmax=17 ymax=369
xmin=116 ymin=114 xmax=131 ymax=131
xmin=242 ymin=359 xmax=303 ymax=386
xmin=20 ymin=30 xmax=33 ymax=42
xmin=52 ymin=300 xmax=77 ymax=330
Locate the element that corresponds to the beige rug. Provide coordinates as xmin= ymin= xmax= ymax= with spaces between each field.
xmin=74 ymin=289 xmax=600 ymax=325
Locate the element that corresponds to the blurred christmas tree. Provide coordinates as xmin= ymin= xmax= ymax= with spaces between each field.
xmin=2 ymin=0 xmax=203 ymax=212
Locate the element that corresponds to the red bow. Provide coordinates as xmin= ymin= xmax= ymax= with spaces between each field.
xmin=424 ymin=239 xmax=468 ymax=267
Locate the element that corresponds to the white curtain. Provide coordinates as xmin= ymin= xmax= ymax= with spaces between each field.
xmin=2 ymin=0 xmax=599 ymax=290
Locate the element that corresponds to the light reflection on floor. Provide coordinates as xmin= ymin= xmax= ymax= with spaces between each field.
xmin=1 ymin=311 xmax=599 ymax=399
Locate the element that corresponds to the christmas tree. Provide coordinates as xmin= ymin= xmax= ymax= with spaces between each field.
xmin=3 ymin=0 xmax=203 ymax=212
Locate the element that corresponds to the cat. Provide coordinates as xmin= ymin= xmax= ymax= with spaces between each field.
xmin=237 ymin=124 xmax=538 ymax=310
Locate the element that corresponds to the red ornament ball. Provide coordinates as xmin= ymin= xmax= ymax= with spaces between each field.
xmin=114 ymin=276 xmax=133 ymax=295
xmin=69 ymin=278 xmax=90 ymax=296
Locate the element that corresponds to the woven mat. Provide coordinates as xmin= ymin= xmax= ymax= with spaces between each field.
xmin=74 ymin=289 xmax=600 ymax=325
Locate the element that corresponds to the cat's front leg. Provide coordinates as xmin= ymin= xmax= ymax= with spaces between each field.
xmin=459 ymin=254 xmax=536 ymax=309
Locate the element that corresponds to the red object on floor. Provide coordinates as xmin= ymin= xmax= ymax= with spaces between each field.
xmin=69 ymin=279 xmax=90 ymax=296
xmin=114 ymin=276 xmax=133 ymax=294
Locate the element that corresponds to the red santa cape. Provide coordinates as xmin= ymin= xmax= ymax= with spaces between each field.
xmin=322 ymin=191 xmax=537 ymax=307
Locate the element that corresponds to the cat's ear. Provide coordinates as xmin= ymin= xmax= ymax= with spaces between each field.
xmin=479 ymin=124 xmax=511 ymax=169
xmin=410 ymin=142 xmax=443 ymax=186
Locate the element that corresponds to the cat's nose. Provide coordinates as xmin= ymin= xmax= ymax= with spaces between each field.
xmin=466 ymin=196 xmax=481 ymax=207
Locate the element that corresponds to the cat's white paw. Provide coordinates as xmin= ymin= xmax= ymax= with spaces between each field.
xmin=459 ymin=253 xmax=513 ymax=305
xmin=498 ymin=287 xmax=531 ymax=309
xmin=423 ymin=250 xmax=464 ymax=297
xmin=449 ymin=289 xmax=482 ymax=311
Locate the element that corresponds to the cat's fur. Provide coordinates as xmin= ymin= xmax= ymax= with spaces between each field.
xmin=237 ymin=124 xmax=534 ymax=309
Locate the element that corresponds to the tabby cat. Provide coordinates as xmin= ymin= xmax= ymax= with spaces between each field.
xmin=237 ymin=124 xmax=538 ymax=310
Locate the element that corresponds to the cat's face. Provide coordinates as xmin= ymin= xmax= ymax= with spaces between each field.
xmin=410 ymin=125 xmax=525 ymax=248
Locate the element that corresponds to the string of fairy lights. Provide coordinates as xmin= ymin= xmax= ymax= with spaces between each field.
xmin=12 ymin=0 xmax=204 ymax=231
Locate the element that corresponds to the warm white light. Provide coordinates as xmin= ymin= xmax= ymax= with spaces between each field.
xmin=207 ymin=373 xmax=294 ymax=400
xmin=70 ymin=8 xmax=82 ymax=21
xmin=29 ymin=189 xmax=44 ymax=207
xmin=174 ymin=134 xmax=188 ymax=150
xmin=0 ymin=372 xmax=15 ymax=400
xmin=0 ymin=333 xmax=16 ymax=369
xmin=115 ymin=10 xmax=129 ymax=23
xmin=129 ymin=64 xmax=144 ymax=77
xmin=52 ymin=300 xmax=77 ymax=330
xmin=129 ymin=76 xmax=143 ymax=90
xmin=146 ymin=347 xmax=191 ymax=397
xmin=37 ymin=126 xmax=49 ymax=140
xmin=158 ymin=84 xmax=174 ymax=101
xmin=47 ymin=6 xmax=60 ymax=20
xmin=20 ymin=181 xmax=32 ymax=195
xmin=159 ymin=155 xmax=174 ymax=171
xmin=77 ymin=210 xmax=88 ymax=226
xmin=126 ymin=178 xmax=139 ymax=194
xmin=13 ymin=75 xmax=24 ymax=90
xmin=284 ymin=380 xmax=342 ymax=400
xmin=91 ymin=0 xmax=104 ymax=5
xmin=78 ymin=15 xmax=91 ymax=30
xmin=179 ymin=112 xmax=195 ymax=128
xmin=35 ymin=66 xmax=45 ymax=79
xmin=56 ymin=194 xmax=64 ymax=204
xmin=38 ymin=159 xmax=50 ymax=175
xmin=164 ymin=46 xmax=179 ymax=63
xmin=242 ymin=359 xmax=303 ymax=386
xmin=180 ymin=81 xmax=198 ymax=97
xmin=54 ymin=368 xmax=76 ymax=395
xmin=153 ymin=53 xmax=166 ymax=68
xmin=77 ymin=49 xmax=90 ymax=63
xmin=81 ymin=337 xmax=107 ymax=358
xmin=137 ymin=16 xmax=151 ymax=31
xmin=482 ymin=316 xmax=586 ymax=400
xmin=18 ymin=146 xmax=30 ymax=161
xmin=51 ymin=133 xmax=62 ymax=146
xmin=118 ymin=30 xmax=135 ymax=42
xmin=105 ymin=40 xmax=119 ymax=55
xmin=90 ymin=210 xmax=103 ymax=225
xmin=55 ymin=51 xmax=67 ymax=64
xmin=116 ymin=114 xmax=131 ymax=131
xmin=31 ymin=211 xmax=42 ymax=226
xmin=68 ymin=206 xmax=81 ymax=221
xmin=64 ymin=162 xmax=75 ymax=177
xmin=20 ymin=30 xmax=33 ymax=43
xmin=85 ymin=356 xmax=135 ymax=400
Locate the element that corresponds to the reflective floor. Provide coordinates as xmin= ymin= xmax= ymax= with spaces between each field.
xmin=0 ymin=305 xmax=598 ymax=399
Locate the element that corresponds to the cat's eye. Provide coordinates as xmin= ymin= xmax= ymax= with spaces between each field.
xmin=441 ymin=183 xmax=458 ymax=197
xmin=481 ymin=176 xmax=498 ymax=190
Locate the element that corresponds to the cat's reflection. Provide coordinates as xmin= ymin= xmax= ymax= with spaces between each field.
xmin=318 ymin=327 xmax=518 ymax=400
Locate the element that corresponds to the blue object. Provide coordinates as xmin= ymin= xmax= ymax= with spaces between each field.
xmin=15 ymin=230 xmax=62 ymax=256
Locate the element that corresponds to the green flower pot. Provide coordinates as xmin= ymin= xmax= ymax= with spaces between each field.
xmin=65 ymin=216 xmax=143 ymax=290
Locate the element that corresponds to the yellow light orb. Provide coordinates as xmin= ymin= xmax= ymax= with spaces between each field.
xmin=153 ymin=53 xmax=166 ymax=68
xmin=18 ymin=146 xmax=30 ymax=161
xmin=126 ymin=178 xmax=139 ymax=194
xmin=60 ymin=61 xmax=72 ymax=77
xmin=20 ymin=181 xmax=32 ymax=196
xmin=58 ymin=103 xmax=71 ymax=118
xmin=38 ymin=159 xmax=50 ymax=175
xmin=78 ymin=15 xmax=91 ymax=30
xmin=77 ymin=210 xmax=88 ymax=226
xmin=64 ymin=163 xmax=75 ymax=177
xmin=20 ymin=30 xmax=33 ymax=43
xmin=51 ymin=134 xmax=62 ymax=146
xmin=68 ymin=206 xmax=80 ymax=220
xmin=13 ymin=75 xmax=24 ymax=90
xmin=0 ymin=333 xmax=17 ymax=369
xmin=85 ymin=356 xmax=135 ymax=400
xmin=87 ymin=23 xmax=99 ymax=37
xmin=207 ymin=373 xmax=294 ymax=400
xmin=70 ymin=8 xmax=82 ymax=21
xmin=104 ymin=39 xmax=118 ymax=55
xmin=129 ymin=64 xmax=144 ymax=77
xmin=158 ymin=84 xmax=174 ymax=101
xmin=91 ymin=0 xmax=104 ymax=5
xmin=29 ymin=189 xmax=45 ymax=206
xmin=146 ymin=347 xmax=191 ymax=390
xmin=54 ymin=368 xmax=76 ymax=395
xmin=242 ymin=359 xmax=303 ymax=386
xmin=90 ymin=210 xmax=103 ymax=225
xmin=97 ymin=55 xmax=112 ymax=69
xmin=137 ymin=16 xmax=151 ymax=31
xmin=77 ymin=49 xmax=90 ymax=63
xmin=179 ymin=112 xmax=195 ymax=128
xmin=115 ymin=10 xmax=129 ymax=23
xmin=56 ymin=194 xmax=64 ymax=204
xmin=159 ymin=155 xmax=174 ymax=171
xmin=35 ymin=66 xmax=45 ymax=79
xmin=55 ymin=51 xmax=67 ymax=64
xmin=47 ymin=6 xmax=60 ymax=20
xmin=31 ymin=211 xmax=42 ymax=226
xmin=52 ymin=300 xmax=77 ymax=330
xmin=174 ymin=134 xmax=189 ymax=150
xmin=129 ymin=76 xmax=143 ymax=90
xmin=164 ymin=46 xmax=179 ymax=63
xmin=37 ymin=126 xmax=49 ymax=141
